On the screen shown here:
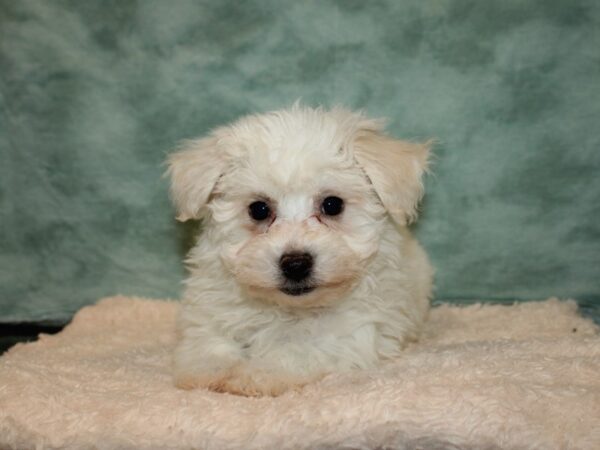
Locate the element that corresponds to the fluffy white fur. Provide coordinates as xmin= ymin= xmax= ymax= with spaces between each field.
xmin=167 ymin=105 xmax=433 ymax=396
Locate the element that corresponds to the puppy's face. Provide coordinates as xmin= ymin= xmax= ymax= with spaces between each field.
xmin=168 ymin=107 xmax=429 ymax=308
xmin=211 ymin=140 xmax=385 ymax=308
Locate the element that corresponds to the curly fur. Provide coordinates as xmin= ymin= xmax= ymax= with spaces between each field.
xmin=167 ymin=105 xmax=433 ymax=396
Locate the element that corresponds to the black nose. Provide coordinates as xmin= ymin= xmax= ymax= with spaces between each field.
xmin=280 ymin=252 xmax=313 ymax=282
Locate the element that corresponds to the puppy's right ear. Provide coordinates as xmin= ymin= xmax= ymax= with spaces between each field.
xmin=166 ymin=136 xmax=227 ymax=221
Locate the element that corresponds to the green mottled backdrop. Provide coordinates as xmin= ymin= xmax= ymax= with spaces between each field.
xmin=1 ymin=0 xmax=599 ymax=323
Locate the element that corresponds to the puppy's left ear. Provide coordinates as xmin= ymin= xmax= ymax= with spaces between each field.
xmin=166 ymin=136 xmax=227 ymax=221
xmin=354 ymin=130 xmax=431 ymax=225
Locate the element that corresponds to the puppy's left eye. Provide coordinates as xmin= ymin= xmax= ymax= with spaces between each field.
xmin=321 ymin=196 xmax=344 ymax=216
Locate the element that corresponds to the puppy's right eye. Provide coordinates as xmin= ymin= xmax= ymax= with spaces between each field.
xmin=248 ymin=201 xmax=271 ymax=221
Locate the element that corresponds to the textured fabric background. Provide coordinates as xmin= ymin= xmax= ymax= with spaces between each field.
xmin=1 ymin=0 xmax=599 ymax=322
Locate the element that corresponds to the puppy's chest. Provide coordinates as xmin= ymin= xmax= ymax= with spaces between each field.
xmin=231 ymin=311 xmax=372 ymax=353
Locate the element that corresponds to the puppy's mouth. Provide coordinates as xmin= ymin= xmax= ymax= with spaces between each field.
xmin=280 ymin=285 xmax=316 ymax=296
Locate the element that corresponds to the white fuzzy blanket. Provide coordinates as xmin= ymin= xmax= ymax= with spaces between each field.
xmin=0 ymin=296 xmax=599 ymax=450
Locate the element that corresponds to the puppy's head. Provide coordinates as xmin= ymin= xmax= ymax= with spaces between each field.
xmin=167 ymin=106 xmax=429 ymax=308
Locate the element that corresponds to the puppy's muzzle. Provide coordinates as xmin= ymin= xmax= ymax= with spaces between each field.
xmin=280 ymin=252 xmax=313 ymax=282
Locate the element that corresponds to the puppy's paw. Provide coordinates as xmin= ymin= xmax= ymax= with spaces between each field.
xmin=173 ymin=355 xmax=239 ymax=391
xmin=174 ymin=352 xmax=324 ymax=396
xmin=211 ymin=364 xmax=318 ymax=397
xmin=174 ymin=369 xmax=231 ymax=391
xmin=176 ymin=363 xmax=314 ymax=396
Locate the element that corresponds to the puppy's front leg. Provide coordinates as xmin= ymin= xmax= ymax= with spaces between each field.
xmin=211 ymin=361 xmax=315 ymax=397
xmin=174 ymin=337 xmax=309 ymax=396
xmin=173 ymin=331 xmax=243 ymax=391
xmin=216 ymin=337 xmax=350 ymax=397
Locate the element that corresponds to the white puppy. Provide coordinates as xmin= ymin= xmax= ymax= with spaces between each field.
xmin=167 ymin=105 xmax=433 ymax=396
